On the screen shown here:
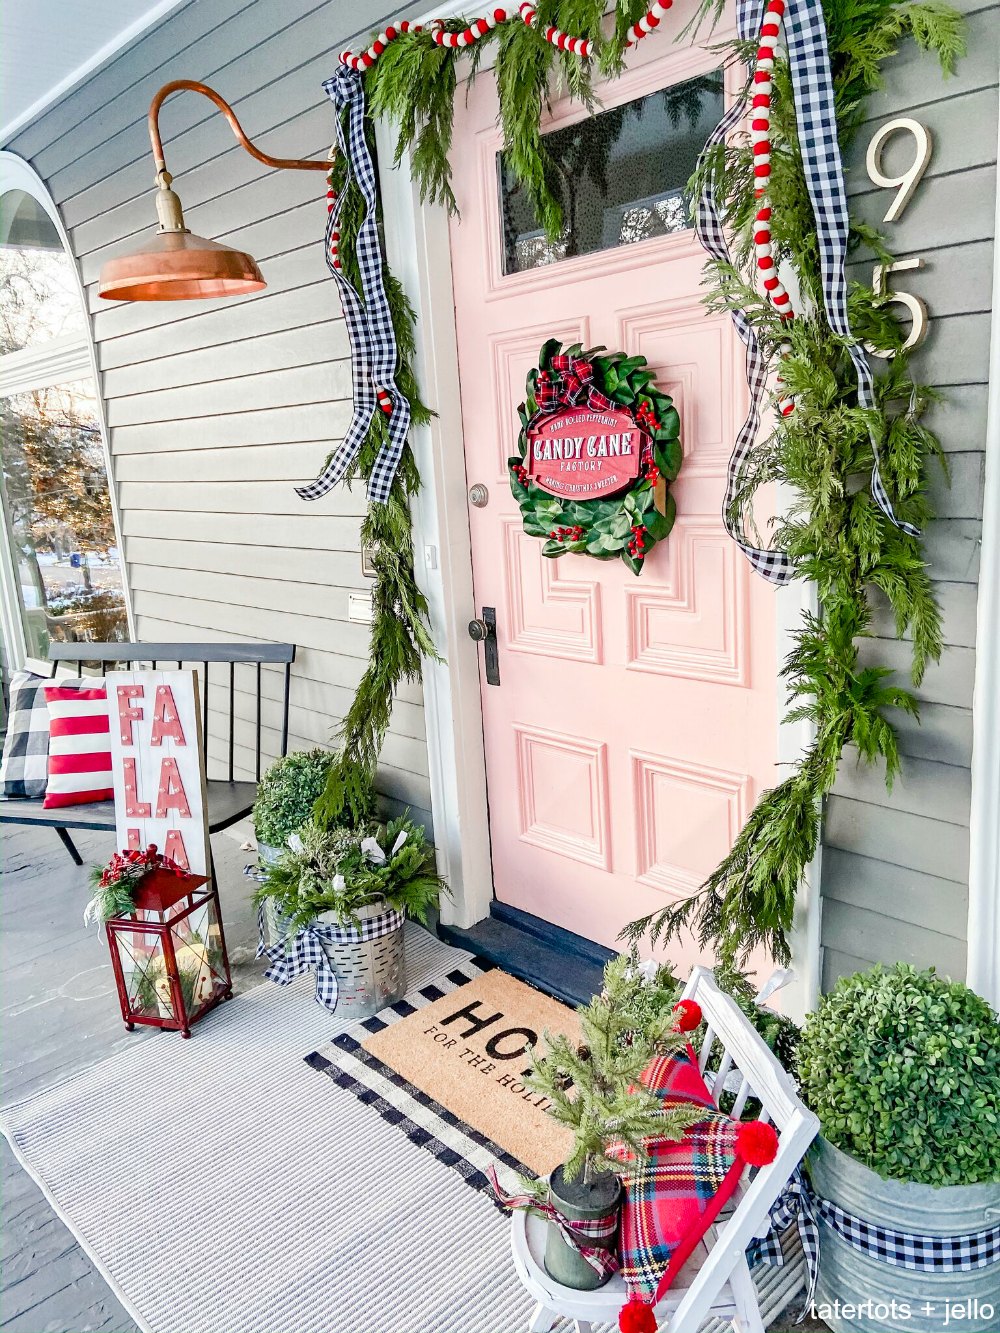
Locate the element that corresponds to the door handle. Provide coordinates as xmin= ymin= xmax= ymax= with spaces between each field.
xmin=468 ymin=606 xmax=500 ymax=686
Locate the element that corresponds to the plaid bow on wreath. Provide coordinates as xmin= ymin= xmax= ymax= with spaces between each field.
xmin=532 ymin=353 xmax=613 ymax=420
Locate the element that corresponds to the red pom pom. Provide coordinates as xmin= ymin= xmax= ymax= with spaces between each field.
xmin=737 ymin=1119 xmax=779 ymax=1166
xmin=672 ymin=999 xmax=702 ymax=1032
xmin=620 ymin=1296 xmax=658 ymax=1333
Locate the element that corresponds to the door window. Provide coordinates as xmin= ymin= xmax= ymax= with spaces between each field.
xmin=499 ymin=71 xmax=724 ymax=274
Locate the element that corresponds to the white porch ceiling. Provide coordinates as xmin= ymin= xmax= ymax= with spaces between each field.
xmin=1 ymin=0 xmax=189 ymax=145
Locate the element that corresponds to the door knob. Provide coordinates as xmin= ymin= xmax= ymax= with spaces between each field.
xmin=468 ymin=606 xmax=500 ymax=685
xmin=468 ymin=483 xmax=489 ymax=508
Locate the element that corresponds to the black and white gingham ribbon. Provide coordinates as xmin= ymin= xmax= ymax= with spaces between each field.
xmin=697 ymin=0 xmax=918 ymax=585
xmin=748 ymin=1168 xmax=822 ymax=1310
xmin=695 ymin=91 xmax=792 ymax=584
xmin=750 ymin=1167 xmax=1000 ymax=1317
xmin=256 ymin=902 xmax=405 ymax=1013
xmin=296 ymin=66 xmax=411 ymax=507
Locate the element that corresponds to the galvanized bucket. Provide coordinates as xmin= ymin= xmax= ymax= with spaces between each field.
xmin=257 ymin=843 xmax=294 ymax=949
xmin=313 ymin=901 xmax=406 ymax=1019
xmin=810 ymin=1137 xmax=1000 ymax=1332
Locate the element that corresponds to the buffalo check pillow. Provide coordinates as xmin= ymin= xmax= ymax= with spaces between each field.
xmin=0 ymin=672 xmax=53 ymax=798
xmin=42 ymin=684 xmax=113 ymax=808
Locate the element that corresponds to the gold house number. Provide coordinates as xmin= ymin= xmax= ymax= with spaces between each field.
xmin=864 ymin=117 xmax=933 ymax=356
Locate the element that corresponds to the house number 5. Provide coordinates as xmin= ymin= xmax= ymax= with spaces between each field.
xmin=864 ymin=118 xmax=933 ymax=357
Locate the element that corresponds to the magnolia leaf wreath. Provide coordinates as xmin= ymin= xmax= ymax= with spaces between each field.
xmin=509 ymin=338 xmax=682 ymax=574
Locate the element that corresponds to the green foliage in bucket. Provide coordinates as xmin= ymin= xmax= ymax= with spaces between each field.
xmin=253 ymin=750 xmax=364 ymax=850
xmin=797 ymin=963 xmax=1000 ymax=1187
xmin=253 ymin=815 xmax=447 ymax=934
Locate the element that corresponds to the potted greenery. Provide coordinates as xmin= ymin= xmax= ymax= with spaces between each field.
xmin=520 ymin=954 xmax=702 ymax=1290
xmin=253 ymin=814 xmax=446 ymax=1017
xmin=253 ymin=749 xmax=365 ymax=863
xmin=797 ymin=964 xmax=1000 ymax=1332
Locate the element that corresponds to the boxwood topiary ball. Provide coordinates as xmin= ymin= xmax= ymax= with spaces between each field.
xmin=797 ymin=963 xmax=1000 ymax=1188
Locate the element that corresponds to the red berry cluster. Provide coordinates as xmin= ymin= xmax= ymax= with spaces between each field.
xmin=627 ymin=524 xmax=647 ymax=559
xmin=511 ymin=462 xmax=530 ymax=486
xmin=643 ymin=459 xmax=660 ymax=484
xmin=636 ymin=402 xmax=661 ymax=433
xmin=549 ymin=525 xmax=584 ymax=542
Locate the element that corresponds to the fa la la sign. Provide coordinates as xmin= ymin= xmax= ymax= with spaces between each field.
xmin=107 ymin=670 xmax=210 ymax=877
xmin=527 ymin=404 xmax=646 ymax=500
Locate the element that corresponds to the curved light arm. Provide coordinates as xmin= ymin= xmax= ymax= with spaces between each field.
xmin=147 ymin=79 xmax=329 ymax=178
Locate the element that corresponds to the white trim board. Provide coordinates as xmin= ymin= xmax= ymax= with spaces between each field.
xmin=966 ymin=87 xmax=1000 ymax=1012
xmin=374 ymin=124 xmax=494 ymax=930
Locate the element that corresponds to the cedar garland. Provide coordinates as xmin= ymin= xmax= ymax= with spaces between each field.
xmin=320 ymin=0 xmax=964 ymax=969
xmin=624 ymin=0 xmax=963 ymax=965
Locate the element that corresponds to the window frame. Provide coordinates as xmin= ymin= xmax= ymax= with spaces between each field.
xmin=0 ymin=150 xmax=133 ymax=672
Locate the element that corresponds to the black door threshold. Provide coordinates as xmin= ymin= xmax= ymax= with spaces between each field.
xmin=438 ymin=901 xmax=614 ymax=1008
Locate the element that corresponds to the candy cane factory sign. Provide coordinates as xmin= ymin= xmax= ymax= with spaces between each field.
xmin=527 ymin=405 xmax=645 ymax=499
xmin=107 ymin=669 xmax=209 ymax=876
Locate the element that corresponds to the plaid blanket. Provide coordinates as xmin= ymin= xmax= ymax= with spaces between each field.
xmin=616 ymin=1050 xmax=749 ymax=1303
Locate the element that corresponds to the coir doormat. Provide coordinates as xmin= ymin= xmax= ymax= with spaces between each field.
xmin=307 ymin=961 xmax=579 ymax=1180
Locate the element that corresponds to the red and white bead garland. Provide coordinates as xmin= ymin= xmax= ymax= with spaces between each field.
xmin=338 ymin=0 xmax=684 ymax=70
xmin=336 ymin=1 xmax=795 ymax=417
xmin=750 ymin=0 xmax=795 ymax=417
xmin=625 ymin=0 xmax=674 ymax=49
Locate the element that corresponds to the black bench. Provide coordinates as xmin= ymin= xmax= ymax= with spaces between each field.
xmin=0 ymin=640 xmax=296 ymax=867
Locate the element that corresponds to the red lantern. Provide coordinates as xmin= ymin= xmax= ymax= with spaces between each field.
xmin=105 ymin=866 xmax=232 ymax=1038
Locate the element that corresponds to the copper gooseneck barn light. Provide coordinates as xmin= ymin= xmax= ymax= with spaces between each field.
xmin=98 ymin=80 xmax=329 ymax=301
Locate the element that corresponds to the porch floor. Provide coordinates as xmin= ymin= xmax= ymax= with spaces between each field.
xmin=0 ymin=820 xmax=260 ymax=1333
xmin=0 ymin=821 xmax=824 ymax=1333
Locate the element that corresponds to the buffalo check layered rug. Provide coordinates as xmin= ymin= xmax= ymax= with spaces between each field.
xmin=306 ymin=952 xmax=808 ymax=1332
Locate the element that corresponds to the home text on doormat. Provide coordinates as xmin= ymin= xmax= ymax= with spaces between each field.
xmin=362 ymin=968 xmax=579 ymax=1176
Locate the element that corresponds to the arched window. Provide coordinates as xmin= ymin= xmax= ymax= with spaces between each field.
xmin=0 ymin=152 xmax=130 ymax=668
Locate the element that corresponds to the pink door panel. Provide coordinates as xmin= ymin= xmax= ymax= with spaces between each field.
xmin=448 ymin=22 xmax=776 ymax=969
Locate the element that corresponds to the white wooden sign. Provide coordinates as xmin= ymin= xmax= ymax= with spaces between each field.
xmin=107 ymin=669 xmax=210 ymax=878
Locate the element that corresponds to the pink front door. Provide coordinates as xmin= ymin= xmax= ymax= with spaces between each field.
xmin=448 ymin=28 xmax=777 ymax=965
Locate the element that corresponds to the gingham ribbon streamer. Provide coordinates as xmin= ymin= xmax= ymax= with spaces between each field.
xmin=750 ymin=1167 xmax=1000 ymax=1317
xmin=296 ymin=66 xmax=411 ymax=507
xmin=779 ymin=0 xmax=918 ymax=539
xmin=698 ymin=0 xmax=918 ymax=585
xmin=695 ymin=90 xmax=792 ymax=585
xmin=256 ymin=903 xmax=405 ymax=1013
xmin=487 ymin=1167 xmax=621 ymax=1279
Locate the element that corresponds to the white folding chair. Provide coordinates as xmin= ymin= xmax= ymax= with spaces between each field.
xmin=510 ymin=966 xmax=819 ymax=1333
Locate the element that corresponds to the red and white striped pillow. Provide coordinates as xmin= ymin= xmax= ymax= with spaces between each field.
xmin=42 ymin=685 xmax=113 ymax=808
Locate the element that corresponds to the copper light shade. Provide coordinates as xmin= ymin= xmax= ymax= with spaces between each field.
xmin=99 ymin=226 xmax=265 ymax=302
xmin=98 ymin=79 xmax=328 ymax=303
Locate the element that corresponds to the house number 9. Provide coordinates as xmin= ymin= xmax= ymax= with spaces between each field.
xmin=864 ymin=118 xmax=933 ymax=358
xmin=865 ymin=118 xmax=933 ymax=222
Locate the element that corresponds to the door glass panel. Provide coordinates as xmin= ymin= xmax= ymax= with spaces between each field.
xmin=499 ymin=71 xmax=724 ymax=275
xmin=0 ymin=191 xmax=85 ymax=352
xmin=0 ymin=380 xmax=127 ymax=658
